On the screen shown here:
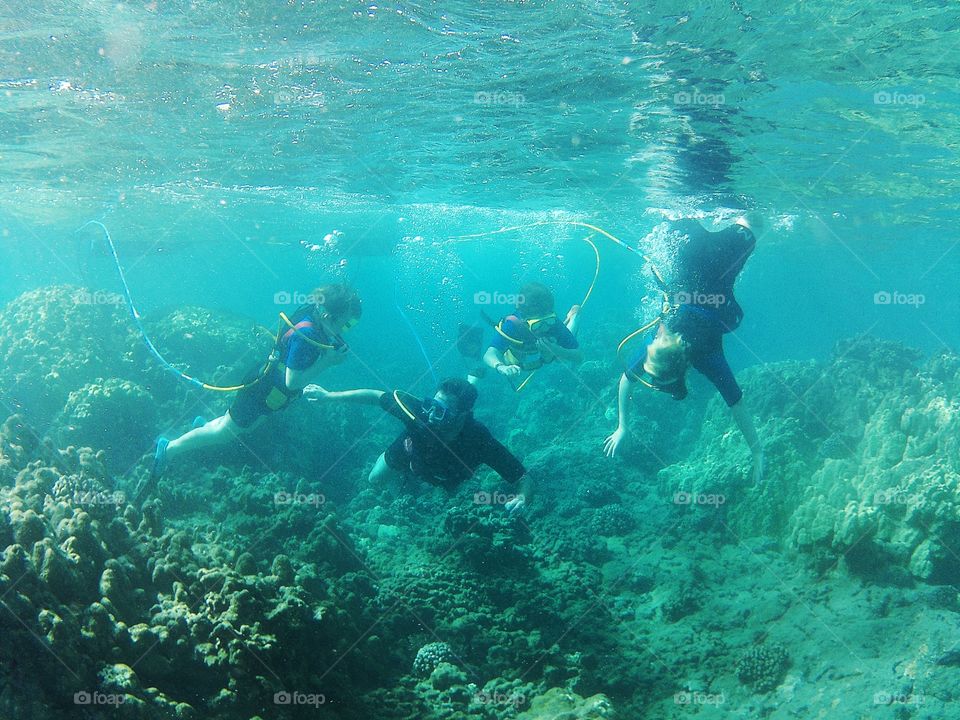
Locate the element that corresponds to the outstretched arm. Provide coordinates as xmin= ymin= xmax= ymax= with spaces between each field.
xmin=730 ymin=398 xmax=764 ymax=483
xmin=304 ymin=386 xmax=385 ymax=405
xmin=604 ymin=374 xmax=634 ymax=457
xmin=481 ymin=435 xmax=530 ymax=515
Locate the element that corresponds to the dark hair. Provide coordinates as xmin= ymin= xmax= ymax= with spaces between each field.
xmin=517 ymin=282 xmax=554 ymax=316
xmin=438 ymin=377 xmax=478 ymax=413
xmin=313 ymin=283 xmax=362 ymax=323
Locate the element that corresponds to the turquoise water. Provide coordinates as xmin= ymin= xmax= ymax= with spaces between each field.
xmin=2 ymin=0 xmax=957 ymax=360
xmin=1 ymin=1 xmax=960 ymax=718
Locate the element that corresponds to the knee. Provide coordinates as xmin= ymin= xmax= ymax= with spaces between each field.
xmin=215 ymin=414 xmax=241 ymax=434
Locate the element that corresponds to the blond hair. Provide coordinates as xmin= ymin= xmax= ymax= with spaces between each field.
xmin=645 ymin=326 xmax=688 ymax=381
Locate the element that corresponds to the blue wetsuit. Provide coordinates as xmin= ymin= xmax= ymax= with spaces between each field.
xmin=628 ymin=221 xmax=755 ymax=406
xmin=229 ymin=311 xmax=332 ymax=428
xmin=489 ymin=314 xmax=578 ymax=369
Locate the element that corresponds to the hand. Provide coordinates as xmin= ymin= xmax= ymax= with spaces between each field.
xmin=497 ymin=363 xmax=521 ymax=377
xmin=303 ymin=384 xmax=330 ymax=401
xmin=505 ymin=493 xmax=526 ymax=516
xmin=752 ymin=449 xmax=765 ymax=484
xmin=604 ymin=427 xmax=627 ymax=457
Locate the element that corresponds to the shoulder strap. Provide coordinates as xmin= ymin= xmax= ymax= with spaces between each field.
xmin=393 ymin=390 xmax=419 ymax=421
xmin=494 ymin=315 xmax=527 ymax=346
xmin=278 ymin=308 xmax=337 ymax=351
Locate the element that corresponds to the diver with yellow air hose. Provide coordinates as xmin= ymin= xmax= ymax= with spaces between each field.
xmin=454 ymin=231 xmax=600 ymax=391
xmin=76 ymin=221 xmax=365 ymax=498
xmin=481 ymin=281 xmax=584 ymax=390
xmin=446 ymin=216 xmax=763 ymax=483
xmin=603 ymin=217 xmax=764 ymax=485
xmin=147 ymin=285 xmax=362 ymax=482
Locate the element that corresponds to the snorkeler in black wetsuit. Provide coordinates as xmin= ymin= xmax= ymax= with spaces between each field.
xmin=305 ymin=377 xmax=530 ymax=513
xmin=604 ymin=218 xmax=764 ymax=483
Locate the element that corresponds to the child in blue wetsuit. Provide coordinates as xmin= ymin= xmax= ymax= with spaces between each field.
xmin=604 ymin=219 xmax=764 ymax=483
xmin=148 ymin=284 xmax=362 ymax=480
xmin=482 ymin=282 xmax=583 ymax=382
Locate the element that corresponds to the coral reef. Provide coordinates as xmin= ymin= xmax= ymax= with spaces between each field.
xmin=414 ymin=642 xmax=455 ymax=677
xmin=735 ymin=642 xmax=790 ymax=693
xmin=52 ymin=378 xmax=158 ymax=472
xmin=4 ymin=283 xmax=960 ymax=720
xmin=0 ymin=422 xmax=380 ymax=719
xmin=515 ymin=688 xmax=615 ymax=719
xmin=660 ymin=338 xmax=960 ymax=583
xmin=587 ymin=504 xmax=634 ymax=537
xmin=0 ymin=286 xmax=138 ymax=424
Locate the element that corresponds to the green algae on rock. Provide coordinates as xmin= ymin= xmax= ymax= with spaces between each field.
xmin=53 ymin=378 xmax=158 ymax=472
xmin=0 ymin=286 xmax=138 ymax=424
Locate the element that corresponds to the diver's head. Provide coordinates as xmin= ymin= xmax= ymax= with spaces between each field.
xmin=643 ymin=324 xmax=689 ymax=399
xmin=517 ymin=282 xmax=554 ymax=317
xmin=422 ymin=377 xmax=478 ymax=437
xmin=516 ymin=282 xmax=557 ymax=333
xmin=314 ymin=283 xmax=362 ymax=333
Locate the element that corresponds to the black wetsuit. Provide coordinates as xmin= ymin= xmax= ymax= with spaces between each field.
xmin=229 ymin=307 xmax=341 ymax=428
xmin=629 ymin=220 xmax=756 ymax=406
xmin=380 ymin=391 xmax=525 ymax=490
xmin=670 ymin=218 xmax=754 ymax=332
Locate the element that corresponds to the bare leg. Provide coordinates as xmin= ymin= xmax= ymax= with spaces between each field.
xmin=167 ymin=412 xmax=249 ymax=462
xmin=368 ymin=452 xmax=401 ymax=484
xmin=565 ymin=304 xmax=581 ymax=337
xmin=730 ymin=398 xmax=764 ymax=483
